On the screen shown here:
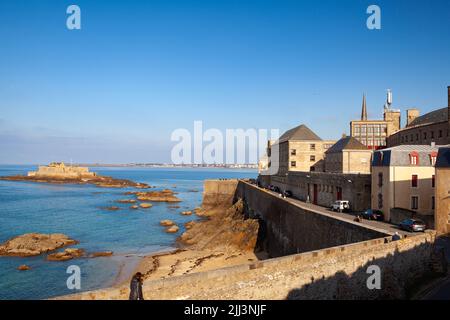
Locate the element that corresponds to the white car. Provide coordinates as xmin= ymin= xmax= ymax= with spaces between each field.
xmin=331 ymin=200 xmax=350 ymax=212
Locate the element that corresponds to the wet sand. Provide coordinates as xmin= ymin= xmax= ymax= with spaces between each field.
xmin=135 ymin=246 xmax=262 ymax=282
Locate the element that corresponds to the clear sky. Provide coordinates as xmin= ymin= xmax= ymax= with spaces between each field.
xmin=0 ymin=0 xmax=449 ymax=164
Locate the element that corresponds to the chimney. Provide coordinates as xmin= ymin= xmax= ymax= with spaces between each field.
xmin=406 ymin=109 xmax=420 ymax=127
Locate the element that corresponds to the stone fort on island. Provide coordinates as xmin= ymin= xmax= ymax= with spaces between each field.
xmin=27 ymin=162 xmax=96 ymax=179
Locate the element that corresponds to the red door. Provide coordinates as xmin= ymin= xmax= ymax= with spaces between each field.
xmin=313 ymin=184 xmax=318 ymax=205
xmin=336 ymin=187 xmax=342 ymax=201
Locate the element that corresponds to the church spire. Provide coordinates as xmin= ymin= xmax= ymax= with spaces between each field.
xmin=361 ymin=94 xmax=368 ymax=121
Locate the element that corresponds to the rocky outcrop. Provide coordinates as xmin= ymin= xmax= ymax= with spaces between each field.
xmin=166 ymin=226 xmax=180 ymax=233
xmin=47 ymin=248 xmax=85 ymax=261
xmin=0 ymin=175 xmax=150 ymax=189
xmin=102 ymin=206 xmax=120 ymax=211
xmin=17 ymin=265 xmax=31 ymax=271
xmin=181 ymin=211 xmax=192 ymax=216
xmin=130 ymin=205 xmax=139 ymax=210
xmin=160 ymin=220 xmax=175 ymax=227
xmin=139 ymin=203 xmax=152 ymax=209
xmin=184 ymin=221 xmax=196 ymax=229
xmin=129 ymin=189 xmax=181 ymax=203
xmin=116 ymin=199 xmax=136 ymax=204
xmin=178 ymin=199 xmax=259 ymax=252
xmin=90 ymin=251 xmax=113 ymax=258
xmin=0 ymin=233 xmax=78 ymax=257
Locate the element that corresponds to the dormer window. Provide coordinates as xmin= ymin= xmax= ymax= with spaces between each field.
xmin=430 ymin=152 xmax=437 ymax=166
xmin=409 ymin=152 xmax=419 ymax=165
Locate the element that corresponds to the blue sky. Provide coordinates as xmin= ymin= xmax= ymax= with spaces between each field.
xmin=0 ymin=0 xmax=449 ymax=164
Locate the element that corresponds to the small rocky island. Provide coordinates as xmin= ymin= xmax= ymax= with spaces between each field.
xmin=0 ymin=162 xmax=150 ymax=189
xmin=0 ymin=233 xmax=114 ymax=262
xmin=0 ymin=233 xmax=78 ymax=257
xmin=124 ymin=189 xmax=181 ymax=202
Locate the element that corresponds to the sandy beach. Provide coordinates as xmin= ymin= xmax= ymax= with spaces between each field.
xmin=57 ymin=196 xmax=265 ymax=300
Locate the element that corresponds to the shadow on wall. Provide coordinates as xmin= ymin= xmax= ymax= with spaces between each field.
xmin=286 ymin=240 xmax=444 ymax=300
xmin=376 ymin=176 xmax=435 ymax=227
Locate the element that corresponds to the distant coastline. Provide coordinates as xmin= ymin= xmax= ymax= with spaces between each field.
xmin=71 ymin=163 xmax=258 ymax=169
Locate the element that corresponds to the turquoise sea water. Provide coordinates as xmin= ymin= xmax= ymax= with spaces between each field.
xmin=0 ymin=166 xmax=256 ymax=300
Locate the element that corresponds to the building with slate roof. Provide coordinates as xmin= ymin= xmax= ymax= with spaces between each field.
xmin=268 ymin=124 xmax=335 ymax=174
xmin=371 ymin=144 xmax=440 ymax=223
xmin=324 ymin=135 xmax=373 ymax=174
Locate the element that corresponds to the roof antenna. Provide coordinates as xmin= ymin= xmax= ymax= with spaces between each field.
xmin=384 ymin=89 xmax=392 ymax=110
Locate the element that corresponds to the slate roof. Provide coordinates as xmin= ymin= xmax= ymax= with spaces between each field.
xmin=278 ymin=124 xmax=322 ymax=143
xmin=436 ymin=146 xmax=450 ymax=168
xmin=407 ymin=107 xmax=448 ymax=127
xmin=326 ymin=136 xmax=368 ymax=153
xmin=372 ymin=145 xmax=440 ymax=167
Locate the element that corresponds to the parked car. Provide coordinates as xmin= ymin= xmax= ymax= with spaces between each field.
xmin=399 ymin=219 xmax=426 ymax=232
xmin=272 ymin=186 xmax=281 ymax=193
xmin=331 ymin=200 xmax=350 ymax=212
xmin=361 ymin=209 xmax=384 ymax=221
xmin=283 ymin=190 xmax=293 ymax=198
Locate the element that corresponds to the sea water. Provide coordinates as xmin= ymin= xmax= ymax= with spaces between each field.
xmin=0 ymin=165 xmax=256 ymax=300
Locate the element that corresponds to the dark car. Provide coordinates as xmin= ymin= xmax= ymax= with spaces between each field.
xmin=399 ymin=219 xmax=426 ymax=232
xmin=361 ymin=209 xmax=384 ymax=221
xmin=272 ymin=186 xmax=281 ymax=193
xmin=283 ymin=190 xmax=293 ymax=198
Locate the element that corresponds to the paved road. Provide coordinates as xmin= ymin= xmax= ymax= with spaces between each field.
xmin=255 ymin=185 xmax=415 ymax=236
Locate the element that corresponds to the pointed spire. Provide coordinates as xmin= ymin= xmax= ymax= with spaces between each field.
xmin=361 ymin=94 xmax=368 ymax=121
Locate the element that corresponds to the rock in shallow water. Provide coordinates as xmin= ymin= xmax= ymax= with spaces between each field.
xmin=47 ymin=248 xmax=85 ymax=261
xmin=165 ymin=226 xmax=179 ymax=233
xmin=0 ymin=233 xmax=78 ymax=257
xmin=139 ymin=203 xmax=153 ymax=208
xmin=17 ymin=265 xmax=31 ymax=271
xmin=90 ymin=251 xmax=113 ymax=258
xmin=116 ymin=199 xmax=137 ymax=204
xmin=160 ymin=220 xmax=175 ymax=227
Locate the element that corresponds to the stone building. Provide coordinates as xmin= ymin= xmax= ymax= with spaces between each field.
xmin=261 ymin=126 xmax=371 ymax=211
xmin=387 ymin=86 xmax=450 ymax=147
xmin=324 ymin=135 xmax=372 ymax=174
xmin=28 ymin=162 xmax=96 ymax=179
xmin=435 ymin=146 xmax=450 ymax=235
xmin=350 ymin=91 xmax=401 ymax=149
xmin=371 ymin=145 xmax=439 ymax=224
xmin=269 ymin=171 xmax=371 ymax=212
xmin=268 ymin=124 xmax=335 ymax=175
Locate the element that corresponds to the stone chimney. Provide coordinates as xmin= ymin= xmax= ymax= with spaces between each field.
xmin=406 ymin=109 xmax=420 ymax=127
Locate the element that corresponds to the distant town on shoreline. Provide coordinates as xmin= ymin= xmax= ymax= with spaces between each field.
xmin=69 ymin=163 xmax=259 ymax=169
